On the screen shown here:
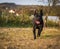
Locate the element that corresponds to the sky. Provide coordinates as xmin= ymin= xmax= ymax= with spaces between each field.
xmin=0 ymin=0 xmax=48 ymax=5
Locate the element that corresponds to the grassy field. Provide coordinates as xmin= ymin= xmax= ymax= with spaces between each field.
xmin=0 ymin=27 xmax=60 ymax=49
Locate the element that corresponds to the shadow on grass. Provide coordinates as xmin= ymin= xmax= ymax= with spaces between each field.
xmin=0 ymin=23 xmax=33 ymax=28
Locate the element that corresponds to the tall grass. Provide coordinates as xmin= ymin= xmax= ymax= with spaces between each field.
xmin=0 ymin=12 xmax=59 ymax=27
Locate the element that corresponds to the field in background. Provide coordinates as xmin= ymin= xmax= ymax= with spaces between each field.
xmin=0 ymin=2 xmax=60 ymax=49
xmin=0 ymin=27 xmax=60 ymax=49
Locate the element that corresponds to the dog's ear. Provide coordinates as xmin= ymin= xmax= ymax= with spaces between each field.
xmin=39 ymin=9 xmax=43 ymax=16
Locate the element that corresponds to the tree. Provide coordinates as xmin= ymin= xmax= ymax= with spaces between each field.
xmin=45 ymin=0 xmax=60 ymax=27
xmin=52 ymin=0 xmax=59 ymax=6
xmin=36 ymin=0 xmax=60 ymax=27
xmin=48 ymin=0 xmax=60 ymax=26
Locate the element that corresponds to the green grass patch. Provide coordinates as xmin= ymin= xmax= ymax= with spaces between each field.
xmin=40 ymin=34 xmax=60 ymax=39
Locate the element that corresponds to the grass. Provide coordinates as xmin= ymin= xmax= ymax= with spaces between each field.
xmin=0 ymin=27 xmax=60 ymax=49
xmin=0 ymin=19 xmax=59 ymax=28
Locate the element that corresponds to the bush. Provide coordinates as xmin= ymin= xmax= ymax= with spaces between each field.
xmin=46 ymin=20 xmax=59 ymax=27
xmin=0 ymin=12 xmax=59 ymax=28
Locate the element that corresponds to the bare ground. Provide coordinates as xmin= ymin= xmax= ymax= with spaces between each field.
xmin=0 ymin=27 xmax=60 ymax=49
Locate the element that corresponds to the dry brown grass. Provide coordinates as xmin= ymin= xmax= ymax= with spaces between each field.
xmin=0 ymin=27 xmax=60 ymax=49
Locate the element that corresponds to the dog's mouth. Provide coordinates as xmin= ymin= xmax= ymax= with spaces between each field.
xmin=35 ymin=20 xmax=40 ymax=24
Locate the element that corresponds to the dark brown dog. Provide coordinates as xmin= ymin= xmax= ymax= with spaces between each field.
xmin=33 ymin=9 xmax=44 ymax=39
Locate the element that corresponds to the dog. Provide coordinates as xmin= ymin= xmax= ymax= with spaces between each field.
xmin=33 ymin=9 xmax=44 ymax=39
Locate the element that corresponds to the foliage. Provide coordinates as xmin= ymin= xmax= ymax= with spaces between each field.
xmin=0 ymin=6 xmax=60 ymax=27
xmin=46 ymin=20 xmax=59 ymax=27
